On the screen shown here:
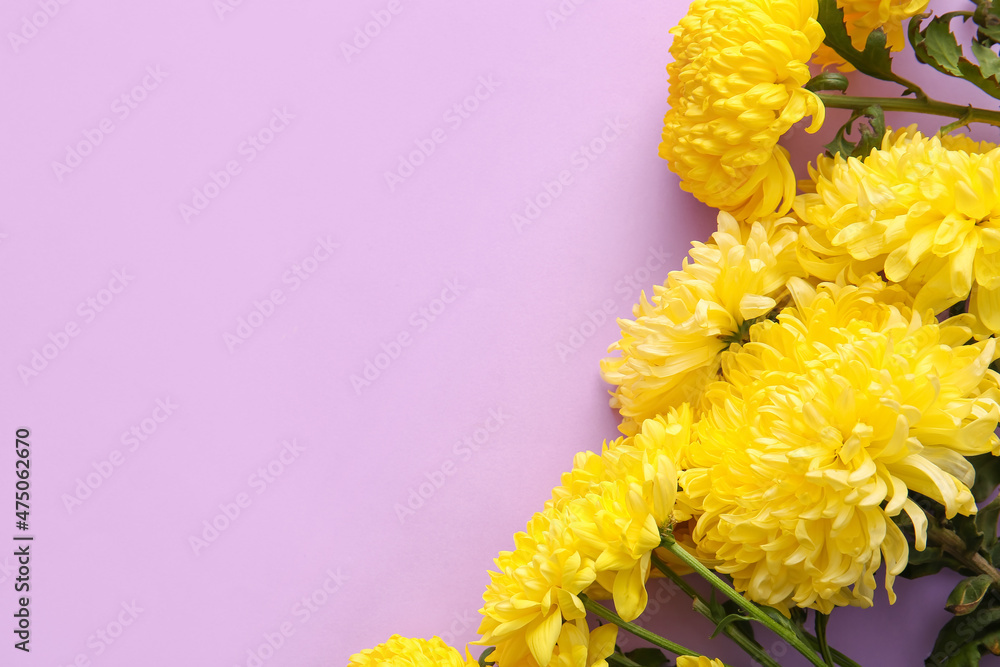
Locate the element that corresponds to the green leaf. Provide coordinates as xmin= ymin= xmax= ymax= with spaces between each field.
xmin=478 ymin=647 xmax=495 ymax=667
xmin=758 ymin=605 xmax=801 ymax=637
xmin=927 ymin=607 xmax=1000 ymax=665
xmin=819 ymin=0 xmax=900 ymax=84
xmin=896 ymin=508 xmax=968 ymax=579
xmin=706 ymin=589 xmax=725 ymax=619
xmin=709 ymin=613 xmax=764 ymax=640
xmin=824 ymin=132 xmax=856 ymax=161
xmin=905 ymin=560 xmax=947 ymax=578
xmin=624 ymin=648 xmax=668 ymax=667
xmin=855 ymin=105 xmax=887 ymax=157
xmin=824 ymin=105 xmax=886 ymax=159
xmin=910 ymin=12 xmax=1000 ymax=99
xmin=720 ymin=598 xmax=756 ymax=642
xmin=951 ymin=514 xmax=986 ymax=557
xmin=902 ymin=545 xmax=965 ymax=579
xmin=923 ymin=17 xmax=964 ymax=74
xmin=958 ymin=59 xmax=1000 ymax=97
xmin=977 ymin=497 xmax=1000 ymax=550
xmin=972 ymin=40 xmax=1000 ymax=78
xmin=805 ymin=72 xmax=850 ymax=92
xmin=971 ymin=453 xmax=1000 ymax=503
xmin=980 ymin=627 xmax=1000 ymax=655
xmin=946 ymin=575 xmax=994 ymax=615
xmin=946 ymin=642 xmax=984 ymax=666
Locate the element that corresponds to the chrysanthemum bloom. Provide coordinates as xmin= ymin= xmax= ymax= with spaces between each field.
xmin=676 ymin=657 xmax=726 ymax=667
xmin=684 ymin=276 xmax=1000 ymax=613
xmin=662 ymin=0 xmax=826 ymax=220
xmin=548 ymin=620 xmax=618 ymax=667
xmin=479 ymin=412 xmax=688 ymax=666
xmin=795 ymin=128 xmax=1000 ymax=334
xmin=814 ymin=0 xmax=930 ymax=70
xmin=348 ymin=635 xmax=478 ymax=667
xmin=602 ymin=213 xmax=803 ymax=435
xmin=561 ymin=422 xmax=682 ymax=619
xmin=478 ymin=510 xmax=597 ymax=667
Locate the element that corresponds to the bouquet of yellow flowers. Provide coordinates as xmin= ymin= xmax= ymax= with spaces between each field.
xmin=351 ymin=1 xmax=1000 ymax=665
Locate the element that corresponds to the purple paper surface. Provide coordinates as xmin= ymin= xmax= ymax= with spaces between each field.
xmin=2 ymin=0 xmax=999 ymax=665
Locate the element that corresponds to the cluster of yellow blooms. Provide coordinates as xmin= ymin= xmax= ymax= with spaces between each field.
xmin=602 ymin=240 xmax=1000 ymax=613
xmin=478 ymin=409 xmax=691 ymax=667
xmin=616 ymin=0 xmax=1000 ymax=622
xmin=348 ymin=0 xmax=1000 ymax=665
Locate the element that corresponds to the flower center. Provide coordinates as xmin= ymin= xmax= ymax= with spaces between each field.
xmin=722 ymin=317 xmax=757 ymax=348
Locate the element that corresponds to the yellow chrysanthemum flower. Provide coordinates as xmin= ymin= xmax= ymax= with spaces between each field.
xmin=662 ymin=0 xmax=826 ymax=220
xmin=563 ymin=435 xmax=679 ymax=619
xmin=548 ymin=619 xmax=618 ymax=667
xmin=602 ymin=213 xmax=803 ymax=435
xmin=795 ymin=128 xmax=1000 ymax=334
xmin=348 ymin=635 xmax=478 ymax=667
xmin=478 ymin=510 xmax=596 ymax=667
xmin=814 ymin=0 xmax=930 ymax=70
xmin=479 ymin=412 xmax=690 ymax=666
xmin=677 ymin=657 xmax=726 ymax=667
xmin=684 ymin=276 xmax=1000 ymax=614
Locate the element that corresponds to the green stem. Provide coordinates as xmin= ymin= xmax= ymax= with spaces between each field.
xmin=816 ymin=93 xmax=1000 ymax=128
xmin=651 ymin=553 xmax=782 ymax=667
xmin=659 ymin=536 xmax=830 ymax=667
xmin=477 ymin=647 xmax=496 ymax=667
xmin=651 ymin=552 xmax=699 ymax=598
xmin=926 ymin=516 xmax=1000 ymax=585
xmin=657 ymin=563 xmax=863 ymax=667
xmin=815 ymin=613 xmax=835 ymax=667
xmin=579 ymin=595 xmax=702 ymax=659
xmin=607 ymin=653 xmax=646 ymax=667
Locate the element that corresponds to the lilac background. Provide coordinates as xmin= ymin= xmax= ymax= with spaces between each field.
xmin=0 ymin=0 xmax=997 ymax=665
